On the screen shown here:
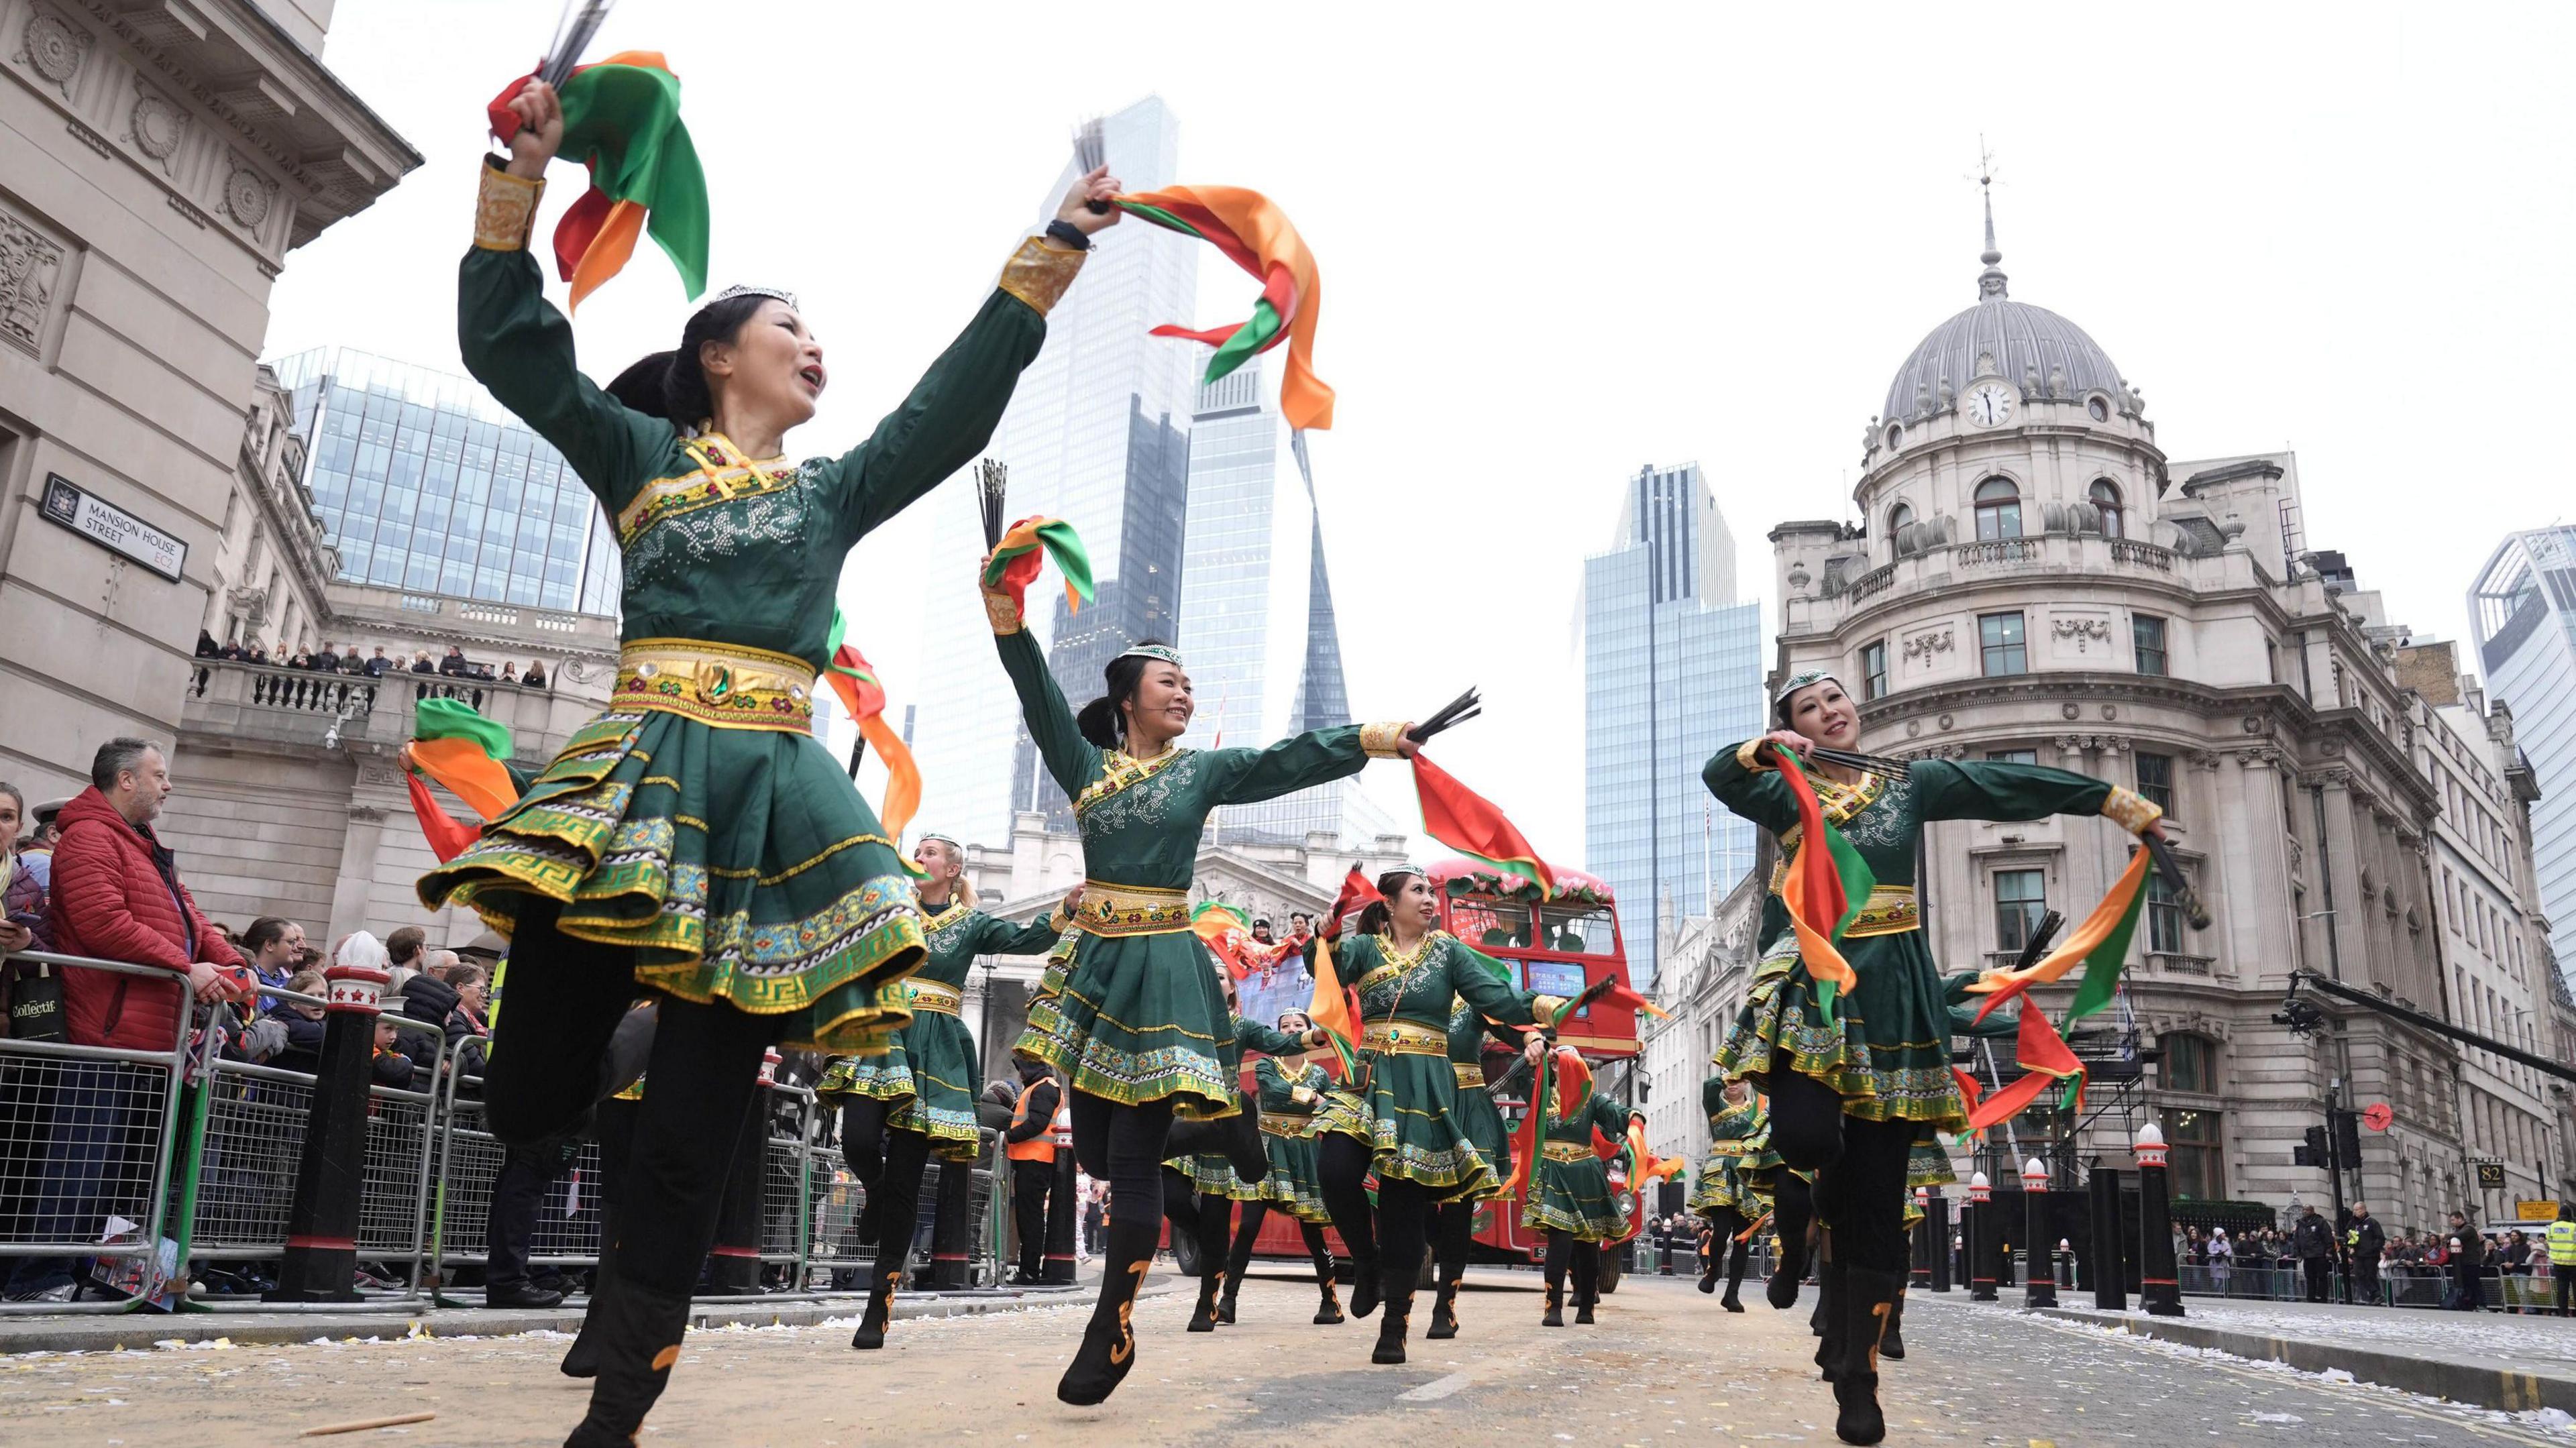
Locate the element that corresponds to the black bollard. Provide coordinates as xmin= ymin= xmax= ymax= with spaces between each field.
xmin=1968 ymin=1172 xmax=1997 ymax=1302
xmin=2134 ymin=1123 xmax=2185 ymax=1317
xmin=268 ymin=960 xmax=394 ymax=1302
xmin=2023 ymin=1160 xmax=2057 ymax=1309
xmin=930 ymin=1157 xmax=975 ymax=1288
xmin=1929 ymin=1191 xmax=1953 ymax=1292
xmin=1042 ymin=1139 xmax=1079 ymax=1284
xmin=2089 ymin=1165 xmax=2127 ymax=1310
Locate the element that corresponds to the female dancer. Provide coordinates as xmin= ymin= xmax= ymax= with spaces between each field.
xmin=822 ymin=834 xmax=1075 ymax=1349
xmin=419 ymin=79 xmax=1112 ymax=1447
xmin=1693 ymin=1074 xmax=1777 ymax=1311
xmin=1707 ymin=671 xmax=2165 ymax=1445
xmin=988 ymin=610 xmax=1434 ymax=1405
xmin=1522 ymin=1042 xmax=1634 ymax=1327
xmin=1424 ymin=992 xmax=1529 ymax=1338
xmin=1216 ymin=1010 xmax=1351 ymax=1326
xmin=1319 ymin=869 xmax=1562 ymax=1364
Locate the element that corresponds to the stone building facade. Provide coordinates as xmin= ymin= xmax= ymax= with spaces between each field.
xmin=0 ymin=0 xmax=416 ymax=801
xmin=1638 ymin=862 xmax=1766 ymax=1170
xmin=1756 ymin=204 xmax=2526 ymax=1227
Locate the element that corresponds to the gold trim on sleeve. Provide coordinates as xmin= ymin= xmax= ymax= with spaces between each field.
xmin=2100 ymin=785 xmax=2164 ymax=834
xmin=983 ymin=587 xmax=1024 ymax=636
xmin=1360 ymin=721 xmax=1411 ymax=759
xmin=1736 ymin=736 xmax=1779 ymax=773
xmin=474 ymin=159 xmax=545 ymax=252
xmin=998 ymin=236 xmax=1087 ymax=317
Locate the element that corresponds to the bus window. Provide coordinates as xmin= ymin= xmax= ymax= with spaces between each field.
xmin=1537 ymin=904 xmax=1615 ymax=956
xmin=1446 ymin=893 xmax=1534 ymax=951
xmin=1523 ymin=958 xmax=1589 ymax=1017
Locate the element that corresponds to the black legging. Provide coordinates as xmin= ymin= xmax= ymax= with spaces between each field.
xmin=482 ymin=896 xmax=778 ymax=1300
xmin=1702 ymin=1205 xmax=1754 ymax=1287
xmin=1766 ymin=1054 xmax=1915 ymax=1277
xmin=1434 ymin=1199 xmax=1476 ymax=1282
xmin=1542 ymin=1229 xmax=1599 ymax=1303
xmin=1069 ymin=1091 xmax=1176 ymax=1336
xmin=1317 ymin=1133 xmax=1377 ymax=1270
xmin=1226 ymin=1200 xmax=1334 ymax=1284
xmin=840 ymin=1097 xmax=889 ymax=1184
xmin=1159 ymin=1167 xmax=1232 ymax=1288
xmin=867 ymin=1127 xmax=932 ymax=1284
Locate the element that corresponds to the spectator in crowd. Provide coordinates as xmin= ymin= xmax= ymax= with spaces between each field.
xmin=216 ymin=636 xmax=245 ymax=661
xmin=411 ymin=650 xmax=435 ymax=675
xmin=438 ymin=645 xmax=472 ymax=677
xmin=268 ymin=968 xmax=331 ymax=1073
xmin=2292 ymin=1204 xmax=2333 ymax=1302
xmin=2346 ymin=1202 xmax=2385 ymax=1303
xmin=312 ymin=643 xmax=341 ymax=673
xmin=1 ymin=781 xmax=51 ymax=956
xmin=5 ymin=738 xmax=246 ymax=1302
xmin=365 ymin=646 xmax=393 ymax=678
xmin=372 ymin=1014 xmax=417 ymax=1087
xmin=285 ymin=646 xmax=314 ymax=669
xmin=444 ymin=962 xmax=492 ymax=1038
xmin=339 ymin=644 xmax=364 ymax=673
xmin=2502 ymin=1230 xmax=2534 ymax=1275
xmin=523 ymin=659 xmax=549 ymax=689
xmin=500 ymin=663 xmax=519 ymax=684
xmin=2208 ymin=1227 xmax=2234 ymax=1294
xmin=236 ymin=917 xmax=307 ymax=995
xmin=195 ymin=629 xmax=221 ymax=659
xmin=383 ymin=925 xmax=427 ymax=997
xmin=2448 ymin=1211 xmax=2485 ymax=1311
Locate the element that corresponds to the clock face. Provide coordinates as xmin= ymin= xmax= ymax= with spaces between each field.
xmin=1966 ymin=383 xmax=2016 ymax=427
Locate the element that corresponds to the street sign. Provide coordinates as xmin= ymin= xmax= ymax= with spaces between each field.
xmin=2515 ymin=1199 xmax=2559 ymax=1222
xmin=2476 ymin=1162 xmax=2506 ymax=1190
xmin=38 ymin=474 xmax=186 ymax=581
xmin=2361 ymin=1102 xmax=2392 ymax=1131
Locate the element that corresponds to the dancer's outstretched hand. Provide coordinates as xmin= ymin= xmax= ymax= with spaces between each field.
xmin=1759 ymin=730 xmax=1809 ymax=764
xmin=503 ymin=79 xmax=563 ymax=180
xmin=1056 ymin=166 xmax=1122 ymax=237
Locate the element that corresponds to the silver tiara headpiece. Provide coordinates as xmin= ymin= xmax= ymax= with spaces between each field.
xmin=708 ymin=284 xmax=799 ymax=311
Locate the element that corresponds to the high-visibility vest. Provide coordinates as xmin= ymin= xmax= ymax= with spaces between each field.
xmin=1008 ymin=1080 xmax=1057 ymax=1163
xmin=2547 ymin=1220 xmax=2576 ymax=1267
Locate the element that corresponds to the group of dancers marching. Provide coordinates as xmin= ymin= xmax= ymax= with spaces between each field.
xmin=431 ymin=77 xmax=2175 ymax=1447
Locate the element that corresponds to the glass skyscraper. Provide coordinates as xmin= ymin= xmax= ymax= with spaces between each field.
xmin=1581 ymin=463 xmax=1762 ymax=993
xmin=270 ymin=347 xmax=620 ymax=616
xmin=909 ymin=96 xmax=1203 ymax=841
xmin=1178 ymin=359 xmax=1396 ymax=847
xmin=2469 ymin=524 xmax=2576 ymax=985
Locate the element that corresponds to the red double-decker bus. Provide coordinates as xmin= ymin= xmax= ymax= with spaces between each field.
xmin=1243 ymin=858 xmax=1642 ymax=1267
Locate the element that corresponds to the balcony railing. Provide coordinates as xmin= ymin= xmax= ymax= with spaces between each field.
xmin=2110 ymin=539 xmax=2176 ymax=571
xmin=1957 ymin=538 xmax=2041 ymax=567
xmin=184 ymin=658 xmax=580 ymax=759
xmin=1845 ymin=563 xmax=1897 ymax=604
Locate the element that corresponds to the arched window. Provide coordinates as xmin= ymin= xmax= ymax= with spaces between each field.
xmin=1972 ymin=478 xmax=2022 ymax=541
xmin=2091 ymin=479 xmax=2125 ymax=539
xmin=1886 ymin=502 xmax=1913 ymax=556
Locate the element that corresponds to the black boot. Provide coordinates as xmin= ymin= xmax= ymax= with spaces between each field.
xmin=560 ymin=1261 xmax=610 ymax=1379
xmin=1699 ymin=1254 xmax=1720 ymax=1294
xmin=1574 ymin=1275 xmax=1597 ymax=1325
xmin=1721 ymin=1239 xmax=1750 ymax=1313
xmin=1768 ymin=1225 xmax=1809 ymax=1310
xmin=1832 ymin=1268 xmax=1902 ymax=1445
xmin=1217 ymin=1274 xmax=1240 ymax=1326
xmin=849 ymin=1262 xmax=901 ymax=1350
xmin=1349 ymin=1254 xmax=1382 ymax=1320
xmin=1878 ymin=1287 xmax=1906 ymax=1361
xmin=1188 ymin=1269 xmax=1224 ymax=1333
xmin=1313 ymin=1253 xmax=1345 ymax=1324
xmin=1541 ymin=1280 xmax=1564 ymax=1327
xmin=561 ymin=1278 xmax=692 ymax=1447
xmin=1372 ymin=1285 xmax=1413 ymax=1364
xmin=1814 ymin=1263 xmax=1847 ymax=1382
xmin=1057 ymin=1256 xmax=1148 ymax=1406
xmin=1425 ymin=1276 xmax=1460 ymax=1339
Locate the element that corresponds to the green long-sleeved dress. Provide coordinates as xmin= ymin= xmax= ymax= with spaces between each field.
xmin=1000 ymin=627 xmax=1399 ymax=1116
xmin=1342 ymin=931 xmax=1546 ymax=1197
xmin=1445 ymin=996 xmax=1525 ymax=1203
xmin=419 ymin=235 xmax=1074 ymax=1054
xmin=1705 ymin=745 xmax=2159 ymax=1133
xmin=1169 ymin=1015 xmax=1311 ymax=1194
xmin=1230 ymin=1056 xmax=1335 ymax=1221
xmin=1690 ymin=1076 xmax=1780 ymax=1215
xmin=1521 ymin=1085 xmax=1631 ymax=1241
xmin=816 ymin=899 xmax=1063 ymax=1159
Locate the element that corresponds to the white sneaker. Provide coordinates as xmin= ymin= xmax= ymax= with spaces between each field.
xmin=5 ymin=1282 xmax=76 ymax=1303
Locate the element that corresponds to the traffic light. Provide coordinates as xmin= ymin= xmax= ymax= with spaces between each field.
xmin=2330 ymin=1109 xmax=2363 ymax=1166
xmin=2294 ymin=1125 xmax=2329 ymax=1168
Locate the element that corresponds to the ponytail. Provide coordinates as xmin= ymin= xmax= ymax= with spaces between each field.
xmin=605 ymin=289 xmax=775 ymax=425
xmin=1354 ymin=900 xmax=1392 ymax=937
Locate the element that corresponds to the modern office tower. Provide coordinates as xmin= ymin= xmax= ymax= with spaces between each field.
xmin=908 ymin=95 xmax=1201 ymax=840
xmin=272 ymin=347 xmax=620 ymax=616
xmin=2469 ymin=525 xmax=2576 ymax=984
xmin=1581 ymin=462 xmax=1764 ymax=993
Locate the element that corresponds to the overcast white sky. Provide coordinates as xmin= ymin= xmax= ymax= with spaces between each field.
xmin=267 ymin=1 xmax=2576 ymax=872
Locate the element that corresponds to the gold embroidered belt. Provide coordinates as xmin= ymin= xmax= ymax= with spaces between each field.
xmin=616 ymin=638 xmax=816 ymax=732
xmin=1260 ymin=1111 xmax=1311 ymax=1137
xmin=1074 ymin=881 xmax=1191 ymax=938
xmin=1707 ymin=1138 xmax=1756 ymax=1156
xmin=1768 ymin=868 xmax=1921 ymax=939
xmin=1453 ymin=1062 xmax=1485 ymax=1088
xmin=902 ymin=979 xmax=961 ymax=1016
xmin=1361 ymin=1021 xmax=1448 ymax=1057
xmin=1542 ymin=1139 xmax=1597 ymax=1164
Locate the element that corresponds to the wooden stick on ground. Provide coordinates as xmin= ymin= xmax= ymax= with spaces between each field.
xmin=301 ymin=1410 xmax=437 ymax=1437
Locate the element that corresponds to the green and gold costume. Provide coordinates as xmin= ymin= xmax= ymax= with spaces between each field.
xmin=1445 ymin=995 xmax=1525 ymax=1201
xmin=1169 ymin=1015 xmax=1311 ymax=1193
xmin=816 ymin=897 xmax=1065 ymax=1159
xmin=999 ymin=624 xmax=1405 ymax=1115
xmin=1690 ymin=1076 xmax=1780 ymax=1215
xmin=1342 ymin=931 xmax=1550 ymax=1196
xmin=420 ymin=225 xmax=1085 ymax=1053
xmin=1521 ymin=1082 xmax=1631 ymax=1241
xmin=1706 ymin=746 xmax=2159 ymax=1133
xmin=1233 ymin=1056 xmax=1336 ymax=1221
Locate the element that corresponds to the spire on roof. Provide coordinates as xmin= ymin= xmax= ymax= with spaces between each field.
xmin=1975 ymin=139 xmax=2008 ymax=301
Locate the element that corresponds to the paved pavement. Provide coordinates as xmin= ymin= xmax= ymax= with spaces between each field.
xmin=6 ymin=1270 xmax=2575 ymax=1446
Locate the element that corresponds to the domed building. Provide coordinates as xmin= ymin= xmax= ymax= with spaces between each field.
xmin=1746 ymin=192 xmax=2541 ymax=1231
